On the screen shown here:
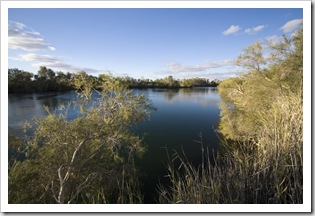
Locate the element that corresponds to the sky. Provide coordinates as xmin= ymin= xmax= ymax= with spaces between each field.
xmin=8 ymin=7 xmax=303 ymax=80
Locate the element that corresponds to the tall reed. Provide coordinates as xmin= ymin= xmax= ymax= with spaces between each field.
xmin=158 ymin=91 xmax=303 ymax=204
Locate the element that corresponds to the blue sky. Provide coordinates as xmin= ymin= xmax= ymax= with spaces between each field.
xmin=8 ymin=8 xmax=303 ymax=80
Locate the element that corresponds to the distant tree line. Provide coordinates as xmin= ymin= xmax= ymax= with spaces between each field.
xmin=8 ymin=67 xmax=220 ymax=93
xmin=118 ymin=75 xmax=220 ymax=89
xmin=9 ymin=67 xmax=73 ymax=92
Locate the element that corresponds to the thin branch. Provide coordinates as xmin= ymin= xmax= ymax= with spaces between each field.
xmin=55 ymin=132 xmax=91 ymax=204
xmin=64 ymin=131 xmax=91 ymax=182
xmin=67 ymin=172 xmax=98 ymax=204
xmin=51 ymin=180 xmax=59 ymax=203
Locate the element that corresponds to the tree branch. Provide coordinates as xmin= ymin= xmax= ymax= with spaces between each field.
xmin=55 ymin=131 xmax=91 ymax=204
xmin=51 ymin=180 xmax=59 ymax=203
xmin=64 ymin=131 xmax=91 ymax=182
xmin=67 ymin=172 xmax=98 ymax=204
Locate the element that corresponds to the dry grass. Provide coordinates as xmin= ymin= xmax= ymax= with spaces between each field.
xmin=158 ymin=92 xmax=303 ymax=204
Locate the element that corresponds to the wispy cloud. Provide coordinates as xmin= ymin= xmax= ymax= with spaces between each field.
xmin=184 ymin=71 xmax=236 ymax=80
xmin=280 ymin=19 xmax=303 ymax=33
xmin=20 ymin=53 xmax=62 ymax=63
xmin=9 ymin=21 xmax=108 ymax=75
xmin=244 ymin=25 xmax=266 ymax=34
xmin=9 ymin=21 xmax=56 ymax=51
xmin=223 ymin=24 xmax=267 ymax=36
xmin=222 ymin=25 xmax=241 ymax=35
xmin=14 ymin=53 xmax=107 ymax=74
xmin=161 ymin=60 xmax=233 ymax=74
xmin=157 ymin=59 xmax=235 ymax=80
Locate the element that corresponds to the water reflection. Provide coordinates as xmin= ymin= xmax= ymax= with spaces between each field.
xmin=151 ymin=88 xmax=179 ymax=101
xmin=151 ymin=87 xmax=220 ymax=106
xmin=9 ymin=88 xmax=221 ymax=137
xmin=8 ymin=91 xmax=77 ymax=137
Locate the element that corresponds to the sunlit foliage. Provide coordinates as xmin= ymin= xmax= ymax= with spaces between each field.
xmin=9 ymin=75 xmax=155 ymax=204
xmin=218 ymin=28 xmax=302 ymax=141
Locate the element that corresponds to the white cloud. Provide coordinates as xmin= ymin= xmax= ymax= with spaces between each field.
xmin=280 ymin=19 xmax=303 ymax=33
xmin=14 ymin=53 xmax=107 ymax=74
xmin=48 ymin=46 xmax=56 ymax=51
xmin=244 ymin=25 xmax=266 ymax=34
xmin=8 ymin=21 xmax=56 ymax=51
xmin=20 ymin=53 xmax=62 ymax=63
xmin=9 ymin=21 xmax=108 ymax=75
xmin=222 ymin=25 xmax=241 ymax=35
xmin=160 ymin=60 xmax=232 ymax=75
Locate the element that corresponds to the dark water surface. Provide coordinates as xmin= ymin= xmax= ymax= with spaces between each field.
xmin=8 ymin=87 xmax=222 ymax=203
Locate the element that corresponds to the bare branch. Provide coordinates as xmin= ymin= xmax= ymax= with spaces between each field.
xmin=55 ymin=132 xmax=91 ymax=204
xmin=51 ymin=180 xmax=59 ymax=203
xmin=64 ymin=131 xmax=91 ymax=182
xmin=67 ymin=172 xmax=98 ymax=204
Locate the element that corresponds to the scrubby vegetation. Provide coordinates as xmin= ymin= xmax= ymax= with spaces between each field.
xmin=158 ymin=28 xmax=303 ymax=204
xmin=9 ymin=74 xmax=155 ymax=204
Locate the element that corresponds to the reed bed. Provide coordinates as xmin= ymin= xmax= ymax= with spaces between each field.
xmin=158 ymin=92 xmax=303 ymax=204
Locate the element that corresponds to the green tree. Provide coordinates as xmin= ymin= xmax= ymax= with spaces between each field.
xmin=33 ymin=66 xmax=58 ymax=91
xmin=8 ymin=68 xmax=33 ymax=92
xmin=9 ymin=73 xmax=155 ymax=204
xmin=218 ymin=29 xmax=303 ymax=141
xmin=55 ymin=71 xmax=73 ymax=90
xmin=38 ymin=66 xmax=48 ymax=79
xmin=235 ymin=41 xmax=266 ymax=72
xmin=46 ymin=68 xmax=56 ymax=80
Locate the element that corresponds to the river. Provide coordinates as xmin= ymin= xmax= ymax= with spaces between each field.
xmin=8 ymin=87 xmax=222 ymax=203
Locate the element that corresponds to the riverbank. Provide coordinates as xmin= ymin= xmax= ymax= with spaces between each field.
xmin=9 ymin=67 xmax=220 ymax=93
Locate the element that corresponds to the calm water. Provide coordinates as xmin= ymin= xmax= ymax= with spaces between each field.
xmin=8 ymin=87 xmax=222 ymax=203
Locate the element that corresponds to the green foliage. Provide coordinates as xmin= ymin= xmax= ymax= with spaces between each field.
xmin=8 ymin=68 xmax=34 ymax=92
xmin=216 ymin=28 xmax=303 ymax=203
xmin=218 ymin=28 xmax=302 ymax=141
xmin=73 ymin=71 xmax=96 ymax=99
xmin=235 ymin=41 xmax=266 ymax=72
xmin=8 ymin=135 xmax=25 ymax=166
xmin=9 ymin=67 xmax=74 ymax=92
xmin=8 ymin=75 xmax=155 ymax=204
